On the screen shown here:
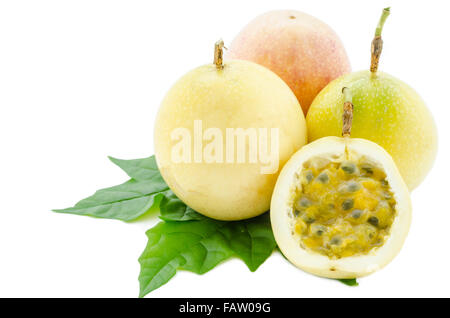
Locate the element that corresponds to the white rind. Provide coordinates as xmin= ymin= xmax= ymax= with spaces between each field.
xmin=270 ymin=136 xmax=412 ymax=278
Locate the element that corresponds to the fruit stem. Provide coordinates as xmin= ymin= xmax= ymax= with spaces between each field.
xmin=342 ymin=87 xmax=353 ymax=138
xmin=370 ymin=7 xmax=390 ymax=74
xmin=375 ymin=7 xmax=390 ymax=37
xmin=214 ymin=39 xmax=225 ymax=70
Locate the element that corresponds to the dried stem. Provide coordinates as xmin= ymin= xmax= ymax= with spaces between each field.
xmin=342 ymin=87 xmax=353 ymax=138
xmin=214 ymin=39 xmax=225 ymax=70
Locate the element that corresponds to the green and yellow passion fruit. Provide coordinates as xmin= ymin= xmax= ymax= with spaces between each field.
xmin=306 ymin=8 xmax=437 ymax=190
xmin=271 ymin=88 xmax=412 ymax=278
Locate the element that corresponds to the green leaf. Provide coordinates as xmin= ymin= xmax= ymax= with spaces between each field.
xmin=138 ymin=219 xmax=232 ymax=297
xmin=221 ymin=213 xmax=276 ymax=272
xmin=138 ymin=212 xmax=276 ymax=297
xmin=53 ymin=179 xmax=169 ymax=221
xmin=109 ymin=155 xmax=204 ymax=221
xmin=109 ymin=155 xmax=204 ymax=222
xmin=55 ymin=154 xmax=278 ymax=297
xmin=108 ymin=156 xmax=162 ymax=181
xmin=159 ymin=190 xmax=205 ymax=221
xmin=338 ymin=278 xmax=359 ymax=287
xmin=54 ymin=155 xmax=206 ymax=222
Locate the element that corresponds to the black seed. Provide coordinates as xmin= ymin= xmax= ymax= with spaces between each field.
xmin=294 ymin=210 xmax=300 ymax=217
xmin=381 ymin=179 xmax=389 ymax=187
xmin=317 ymin=172 xmax=329 ymax=183
xmin=302 ymin=212 xmax=316 ymax=224
xmin=341 ymin=162 xmax=356 ymax=174
xmin=368 ymin=216 xmax=379 ymax=227
xmin=305 ymin=171 xmax=314 ymax=183
xmin=304 ymin=216 xmax=316 ymax=224
xmin=298 ymin=197 xmax=312 ymax=208
xmin=312 ymin=225 xmax=326 ymax=236
xmin=330 ymin=237 xmax=341 ymax=245
xmin=351 ymin=209 xmax=363 ymax=219
xmin=342 ymin=199 xmax=354 ymax=210
xmin=347 ymin=181 xmax=360 ymax=192
xmin=361 ymin=164 xmax=374 ymax=175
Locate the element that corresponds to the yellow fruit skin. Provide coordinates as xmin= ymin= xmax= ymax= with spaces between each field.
xmin=155 ymin=60 xmax=307 ymax=220
xmin=307 ymin=71 xmax=438 ymax=190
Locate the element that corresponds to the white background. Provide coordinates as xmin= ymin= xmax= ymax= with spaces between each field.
xmin=1 ymin=0 xmax=449 ymax=298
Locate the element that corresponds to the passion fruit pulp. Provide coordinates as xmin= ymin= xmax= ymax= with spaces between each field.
xmin=271 ymin=89 xmax=412 ymax=278
xmin=292 ymin=154 xmax=396 ymax=259
xmin=294 ymin=154 xmax=397 ymax=259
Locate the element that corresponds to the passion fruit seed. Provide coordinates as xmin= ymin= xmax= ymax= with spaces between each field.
xmin=351 ymin=209 xmax=363 ymax=219
xmin=317 ymin=172 xmax=329 ymax=183
xmin=341 ymin=162 xmax=356 ymax=174
xmin=311 ymin=224 xmax=326 ymax=237
xmin=347 ymin=181 xmax=360 ymax=192
xmin=305 ymin=170 xmax=314 ymax=183
xmin=361 ymin=164 xmax=374 ymax=175
xmin=330 ymin=237 xmax=342 ymax=245
xmin=368 ymin=216 xmax=379 ymax=227
xmin=296 ymin=197 xmax=312 ymax=209
xmin=302 ymin=213 xmax=316 ymax=224
xmin=342 ymin=199 xmax=354 ymax=210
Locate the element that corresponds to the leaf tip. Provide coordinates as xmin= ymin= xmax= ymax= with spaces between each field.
xmin=337 ymin=278 xmax=359 ymax=287
xmin=107 ymin=156 xmax=119 ymax=163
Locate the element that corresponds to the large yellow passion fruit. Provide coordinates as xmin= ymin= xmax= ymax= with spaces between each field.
xmin=271 ymin=88 xmax=412 ymax=278
xmin=154 ymin=41 xmax=307 ymax=221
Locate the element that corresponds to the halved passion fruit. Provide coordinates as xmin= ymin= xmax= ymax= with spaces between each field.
xmin=270 ymin=88 xmax=412 ymax=278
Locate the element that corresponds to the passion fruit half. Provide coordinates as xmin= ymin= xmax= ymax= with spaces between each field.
xmin=271 ymin=88 xmax=412 ymax=278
